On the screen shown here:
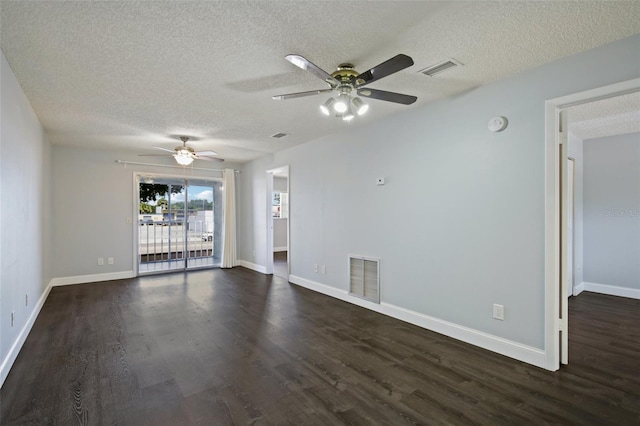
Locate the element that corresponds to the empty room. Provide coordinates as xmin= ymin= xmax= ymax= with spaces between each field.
xmin=1 ymin=1 xmax=639 ymax=424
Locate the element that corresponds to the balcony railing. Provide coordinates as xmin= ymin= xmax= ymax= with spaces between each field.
xmin=139 ymin=220 xmax=215 ymax=263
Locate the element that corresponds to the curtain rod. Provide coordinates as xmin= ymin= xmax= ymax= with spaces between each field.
xmin=115 ymin=160 xmax=240 ymax=173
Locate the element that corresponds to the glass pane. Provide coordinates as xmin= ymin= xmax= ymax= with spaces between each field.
xmin=138 ymin=180 xmax=186 ymax=274
xmin=186 ymin=179 xmax=223 ymax=269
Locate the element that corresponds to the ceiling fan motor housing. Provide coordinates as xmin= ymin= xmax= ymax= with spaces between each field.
xmin=331 ymin=64 xmax=360 ymax=88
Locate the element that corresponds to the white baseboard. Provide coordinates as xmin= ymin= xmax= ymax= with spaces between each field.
xmin=582 ymin=281 xmax=640 ymax=299
xmin=0 ymin=280 xmax=53 ymax=388
xmin=50 ymin=270 xmax=135 ymax=287
xmin=239 ymin=260 xmax=267 ymax=274
xmin=573 ymin=282 xmax=585 ymax=296
xmin=288 ymin=274 xmax=547 ymax=370
xmin=273 ymin=247 xmax=288 ymax=252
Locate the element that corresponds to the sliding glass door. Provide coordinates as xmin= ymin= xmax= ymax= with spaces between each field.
xmin=138 ymin=176 xmax=223 ymax=274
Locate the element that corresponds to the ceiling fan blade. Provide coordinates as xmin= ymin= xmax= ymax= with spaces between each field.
xmin=357 ymin=88 xmax=417 ymax=105
xmin=194 ymin=150 xmax=218 ymax=156
xmin=153 ymin=146 xmax=177 ymax=153
xmin=196 ymin=156 xmax=225 ymax=162
xmin=355 ymin=54 xmax=414 ymax=87
xmin=285 ymin=54 xmax=340 ymax=86
xmin=272 ymin=88 xmax=333 ymax=100
xmin=138 ymin=154 xmax=172 ymax=157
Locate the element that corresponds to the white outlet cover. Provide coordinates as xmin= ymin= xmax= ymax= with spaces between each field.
xmin=488 ymin=116 xmax=508 ymax=132
xmin=493 ymin=304 xmax=505 ymax=320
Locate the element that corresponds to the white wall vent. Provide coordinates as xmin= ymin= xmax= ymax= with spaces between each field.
xmin=418 ymin=58 xmax=462 ymax=77
xmin=348 ymin=255 xmax=380 ymax=303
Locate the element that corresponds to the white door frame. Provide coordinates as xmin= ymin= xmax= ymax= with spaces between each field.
xmin=543 ymin=78 xmax=640 ymax=371
xmin=266 ymin=165 xmax=290 ymax=277
xmin=567 ymin=157 xmax=575 ymax=298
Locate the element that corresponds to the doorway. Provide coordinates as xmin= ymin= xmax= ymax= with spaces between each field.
xmin=137 ymin=175 xmax=224 ymax=274
xmin=544 ymin=78 xmax=640 ymax=370
xmin=266 ymin=166 xmax=290 ymax=279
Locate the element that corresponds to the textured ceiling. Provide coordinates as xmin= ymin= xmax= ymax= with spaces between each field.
xmin=1 ymin=1 xmax=639 ymax=163
xmin=568 ymin=92 xmax=640 ymax=140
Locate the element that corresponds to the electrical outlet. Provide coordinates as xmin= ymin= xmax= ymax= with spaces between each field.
xmin=98 ymin=258 xmax=104 ymax=266
xmin=493 ymin=304 xmax=505 ymax=321
xmin=321 ymin=265 xmax=326 ymax=274
xmin=108 ymin=257 xmax=114 ymax=265
xmin=314 ymin=264 xmax=318 ymax=273
xmin=11 ymin=312 xmax=14 ymax=327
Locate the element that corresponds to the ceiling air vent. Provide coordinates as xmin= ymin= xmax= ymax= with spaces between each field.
xmin=271 ymin=132 xmax=288 ymax=139
xmin=419 ymin=58 xmax=462 ymax=77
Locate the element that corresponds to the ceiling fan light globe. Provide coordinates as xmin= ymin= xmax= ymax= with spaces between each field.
xmin=320 ymin=98 xmax=335 ymax=116
xmin=352 ymin=97 xmax=369 ymax=115
xmin=335 ymin=93 xmax=352 ymax=113
xmin=173 ymin=154 xmax=194 ymax=166
xmin=334 ymin=100 xmax=348 ymax=113
xmin=342 ymin=113 xmax=355 ymax=122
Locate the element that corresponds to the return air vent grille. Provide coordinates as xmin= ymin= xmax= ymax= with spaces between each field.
xmin=419 ymin=58 xmax=462 ymax=77
xmin=349 ymin=255 xmax=380 ymax=303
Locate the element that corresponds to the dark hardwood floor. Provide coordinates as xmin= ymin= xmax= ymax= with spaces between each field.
xmin=273 ymin=251 xmax=288 ymax=279
xmin=1 ymin=268 xmax=638 ymax=425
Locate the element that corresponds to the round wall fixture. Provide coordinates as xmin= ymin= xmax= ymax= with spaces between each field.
xmin=488 ymin=116 xmax=508 ymax=132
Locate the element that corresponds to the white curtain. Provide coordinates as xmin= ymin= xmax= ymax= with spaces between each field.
xmin=221 ymin=168 xmax=238 ymax=268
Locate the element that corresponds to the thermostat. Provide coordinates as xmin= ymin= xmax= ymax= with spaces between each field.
xmin=488 ymin=116 xmax=508 ymax=132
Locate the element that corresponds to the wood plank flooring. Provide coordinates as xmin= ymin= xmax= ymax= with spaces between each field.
xmin=1 ymin=268 xmax=638 ymax=425
xmin=273 ymin=251 xmax=288 ymax=279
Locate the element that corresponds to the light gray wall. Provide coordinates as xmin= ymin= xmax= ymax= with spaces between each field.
xmin=273 ymin=176 xmax=288 ymax=193
xmin=52 ymin=146 xmax=241 ymax=278
xmin=238 ymin=34 xmax=640 ymax=350
xmin=568 ymin=131 xmax=585 ymax=289
xmin=1 ymin=52 xmax=52 ymax=381
xmin=583 ymin=132 xmax=640 ymax=290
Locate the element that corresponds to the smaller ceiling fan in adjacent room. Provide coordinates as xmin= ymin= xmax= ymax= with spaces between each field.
xmin=273 ymin=53 xmax=417 ymax=121
xmin=139 ymin=136 xmax=224 ymax=166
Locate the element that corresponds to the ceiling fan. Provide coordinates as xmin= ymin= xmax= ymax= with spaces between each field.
xmin=139 ymin=136 xmax=224 ymax=166
xmin=273 ymin=53 xmax=417 ymax=121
